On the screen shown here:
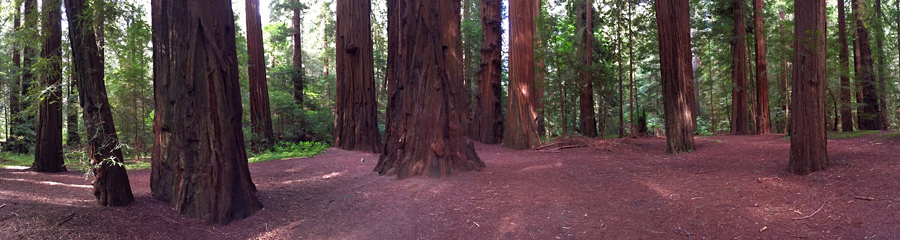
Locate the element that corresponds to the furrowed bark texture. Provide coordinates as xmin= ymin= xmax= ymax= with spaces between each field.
xmin=854 ymin=0 xmax=880 ymax=130
xmin=655 ymin=0 xmax=696 ymax=154
xmin=65 ymin=0 xmax=134 ymax=206
xmin=246 ymin=0 xmax=275 ymax=147
xmin=151 ymin=0 xmax=263 ymax=224
xmin=34 ymin=0 xmax=66 ymax=173
xmin=334 ymin=0 xmax=382 ymax=153
xmin=471 ymin=0 xmax=504 ymax=144
xmin=292 ymin=0 xmax=304 ymax=105
xmin=753 ymin=0 xmax=771 ymax=134
xmin=504 ymin=0 xmax=541 ymax=149
xmin=731 ymin=0 xmax=750 ymax=135
xmin=375 ymin=0 xmax=484 ymax=178
xmin=578 ymin=0 xmax=597 ymax=137
xmin=838 ymin=0 xmax=853 ymax=131
xmin=789 ymin=0 xmax=828 ymax=175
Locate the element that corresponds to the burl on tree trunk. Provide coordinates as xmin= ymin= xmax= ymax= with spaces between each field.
xmin=64 ymin=0 xmax=134 ymax=206
xmin=151 ymin=0 xmax=262 ymax=224
xmin=334 ymin=0 xmax=382 ymax=153
xmin=789 ymin=0 xmax=828 ymax=174
xmin=376 ymin=0 xmax=484 ymax=179
xmin=655 ymin=0 xmax=696 ymax=154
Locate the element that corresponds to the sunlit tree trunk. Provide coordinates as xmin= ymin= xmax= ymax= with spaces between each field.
xmin=34 ymin=0 xmax=66 ymax=173
xmin=789 ymin=0 xmax=828 ymax=174
xmin=731 ymin=0 xmax=750 ymax=135
xmin=578 ymin=0 xmax=597 ymax=137
xmin=292 ymin=0 xmax=304 ymax=105
xmin=838 ymin=0 xmax=853 ymax=131
xmin=334 ymin=0 xmax=381 ymax=153
xmin=504 ymin=0 xmax=541 ymax=149
xmin=246 ymin=0 xmax=275 ymax=148
xmin=151 ymin=0 xmax=262 ymax=224
xmin=65 ymin=0 xmax=134 ymax=206
xmin=471 ymin=0 xmax=504 ymax=144
xmin=655 ymin=0 xmax=695 ymax=154
xmin=854 ymin=0 xmax=880 ymax=130
xmin=753 ymin=0 xmax=771 ymax=134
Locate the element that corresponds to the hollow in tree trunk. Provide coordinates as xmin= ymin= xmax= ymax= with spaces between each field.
xmin=34 ymin=0 xmax=66 ymax=173
xmin=504 ymin=0 xmax=541 ymax=149
xmin=471 ymin=0 xmax=504 ymax=144
xmin=334 ymin=0 xmax=381 ymax=153
xmin=789 ymin=0 xmax=828 ymax=175
xmin=151 ymin=0 xmax=263 ymax=224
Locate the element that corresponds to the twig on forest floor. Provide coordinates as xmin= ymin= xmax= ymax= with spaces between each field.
xmin=0 ymin=204 xmax=6 ymax=209
xmin=675 ymin=227 xmax=691 ymax=240
xmin=757 ymin=177 xmax=782 ymax=183
xmin=538 ymin=145 xmax=583 ymax=153
xmin=853 ymin=196 xmax=875 ymax=201
xmin=536 ymin=142 xmax=561 ymax=150
xmin=57 ymin=212 xmax=75 ymax=226
xmin=793 ymin=200 xmax=826 ymax=220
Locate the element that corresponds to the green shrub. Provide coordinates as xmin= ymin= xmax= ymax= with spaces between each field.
xmin=249 ymin=141 xmax=330 ymax=163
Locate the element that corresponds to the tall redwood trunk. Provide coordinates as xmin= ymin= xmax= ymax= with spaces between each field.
xmin=874 ymin=0 xmax=888 ymax=128
xmin=246 ymin=0 xmax=275 ymax=147
xmin=19 ymin=0 xmax=38 ymax=152
xmin=617 ymin=20 xmax=624 ymax=138
xmin=334 ymin=0 xmax=381 ymax=153
xmin=151 ymin=0 xmax=262 ymax=224
xmin=753 ymin=0 xmax=771 ymax=134
xmin=67 ymin=73 xmax=80 ymax=147
xmin=34 ymin=0 xmax=66 ymax=173
xmin=471 ymin=0 xmax=504 ymax=144
xmin=655 ymin=0 xmax=695 ymax=154
xmin=731 ymin=0 xmax=750 ymax=135
xmin=5 ymin=2 xmax=21 ymax=153
xmin=504 ymin=0 xmax=541 ymax=149
xmin=578 ymin=0 xmax=597 ymax=137
xmin=839 ymin=0 xmax=853 ymax=131
xmin=534 ymin=0 xmax=546 ymax=137
xmin=65 ymin=0 xmax=134 ymax=206
xmin=854 ymin=0 xmax=880 ymax=130
xmin=628 ymin=0 xmax=635 ymax=136
xmin=789 ymin=0 xmax=828 ymax=174
xmin=292 ymin=0 xmax=304 ymax=105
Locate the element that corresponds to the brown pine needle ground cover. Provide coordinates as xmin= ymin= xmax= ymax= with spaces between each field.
xmin=1 ymin=133 xmax=898 ymax=239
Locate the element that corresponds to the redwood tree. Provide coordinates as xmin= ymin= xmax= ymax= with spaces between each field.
xmin=655 ymin=0 xmax=695 ymax=154
xmin=838 ymin=0 xmax=853 ymax=131
xmin=504 ymin=0 xmax=541 ymax=149
xmin=753 ymin=0 xmax=771 ymax=134
xmin=578 ymin=0 xmax=597 ymax=137
xmin=247 ymin=0 xmax=275 ymax=147
xmin=33 ymin=0 xmax=66 ymax=173
xmin=854 ymin=0 xmax=880 ymax=130
xmin=471 ymin=0 xmax=504 ymax=144
xmin=334 ymin=0 xmax=381 ymax=153
xmin=731 ymin=0 xmax=750 ymax=135
xmin=151 ymin=0 xmax=262 ymax=224
xmin=375 ymin=0 xmax=484 ymax=178
xmin=789 ymin=0 xmax=828 ymax=174
xmin=64 ymin=0 xmax=134 ymax=206
xmin=5 ymin=2 xmax=21 ymax=153
xmin=292 ymin=0 xmax=304 ymax=105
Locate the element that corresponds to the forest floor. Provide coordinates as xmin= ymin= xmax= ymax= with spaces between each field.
xmin=1 ymin=132 xmax=899 ymax=239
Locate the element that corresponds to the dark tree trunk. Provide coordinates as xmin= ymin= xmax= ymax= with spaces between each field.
xmin=5 ymin=2 xmax=21 ymax=153
xmin=655 ymin=0 xmax=695 ymax=154
xmin=33 ymin=0 xmax=66 ymax=173
xmin=854 ymin=0 xmax=880 ymax=130
xmin=65 ymin=0 xmax=134 ymax=206
xmin=334 ymin=0 xmax=381 ymax=153
xmin=246 ymin=0 xmax=275 ymax=148
xmin=151 ymin=0 xmax=262 ymax=224
xmin=789 ymin=0 xmax=828 ymax=174
xmin=471 ymin=0 xmax=504 ymax=144
xmin=17 ymin=0 xmax=38 ymax=153
xmin=874 ymin=0 xmax=888 ymax=128
xmin=67 ymin=77 xmax=80 ymax=147
xmin=292 ymin=0 xmax=304 ymax=105
xmin=780 ymin=10 xmax=789 ymax=134
xmin=839 ymin=0 xmax=853 ymax=131
xmin=94 ymin=0 xmax=105 ymax=62
xmin=504 ymin=0 xmax=541 ymax=149
xmin=628 ymin=0 xmax=635 ymax=136
xmin=617 ymin=23 xmax=624 ymax=138
xmin=534 ymin=0 xmax=546 ymax=137
xmin=376 ymin=0 xmax=484 ymax=178
xmin=731 ymin=0 xmax=750 ymax=135
xmin=753 ymin=0 xmax=771 ymax=134
xmin=578 ymin=0 xmax=597 ymax=137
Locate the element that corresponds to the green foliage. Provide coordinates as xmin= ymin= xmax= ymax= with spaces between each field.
xmin=249 ymin=141 xmax=330 ymax=163
xmin=0 ymin=152 xmax=33 ymax=168
xmin=828 ymin=130 xmax=879 ymax=139
xmin=876 ymin=132 xmax=900 ymax=139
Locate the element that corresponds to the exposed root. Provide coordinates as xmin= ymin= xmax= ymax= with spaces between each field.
xmin=793 ymin=200 xmax=826 ymax=220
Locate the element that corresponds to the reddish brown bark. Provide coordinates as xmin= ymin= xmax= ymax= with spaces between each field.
xmin=789 ymin=0 xmax=828 ymax=174
xmin=376 ymin=0 xmax=484 ymax=178
xmin=578 ymin=0 xmax=597 ymax=137
xmin=334 ymin=0 xmax=381 ymax=153
xmin=628 ymin=0 xmax=635 ymax=136
xmin=731 ymin=0 xmax=750 ymax=135
xmin=151 ymin=0 xmax=262 ymax=224
xmin=838 ymin=0 xmax=853 ymax=131
xmin=292 ymin=0 xmax=304 ymax=105
xmin=5 ymin=2 xmax=22 ymax=153
xmin=505 ymin=0 xmax=541 ymax=149
xmin=854 ymin=0 xmax=880 ymax=130
xmin=655 ymin=0 xmax=695 ymax=154
xmin=874 ymin=0 xmax=888 ymax=128
xmin=65 ymin=0 xmax=134 ymax=206
xmin=246 ymin=0 xmax=275 ymax=147
xmin=753 ymin=0 xmax=771 ymax=134
xmin=617 ymin=22 xmax=624 ymax=138
xmin=471 ymin=0 xmax=504 ymax=144
xmin=33 ymin=0 xmax=66 ymax=173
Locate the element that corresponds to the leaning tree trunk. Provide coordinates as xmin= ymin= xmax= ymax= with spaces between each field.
xmin=655 ymin=0 xmax=695 ymax=154
xmin=789 ymin=0 xmax=828 ymax=175
xmin=64 ymin=0 xmax=134 ymax=206
xmin=151 ymin=0 xmax=263 ymax=224
xmin=578 ymin=0 xmax=597 ymax=138
xmin=375 ymin=0 xmax=484 ymax=179
xmin=504 ymin=0 xmax=541 ymax=149
xmin=292 ymin=0 xmax=304 ymax=105
xmin=246 ymin=0 xmax=275 ymax=148
xmin=34 ymin=0 xmax=66 ymax=173
xmin=334 ymin=0 xmax=381 ymax=153
xmin=854 ymin=0 xmax=880 ymax=130
xmin=731 ymin=0 xmax=750 ymax=135
xmin=753 ymin=0 xmax=771 ymax=134
xmin=838 ymin=0 xmax=853 ymax=131
xmin=471 ymin=0 xmax=504 ymax=144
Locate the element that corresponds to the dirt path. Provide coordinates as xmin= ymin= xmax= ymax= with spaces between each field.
xmin=1 ymin=133 xmax=898 ymax=239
